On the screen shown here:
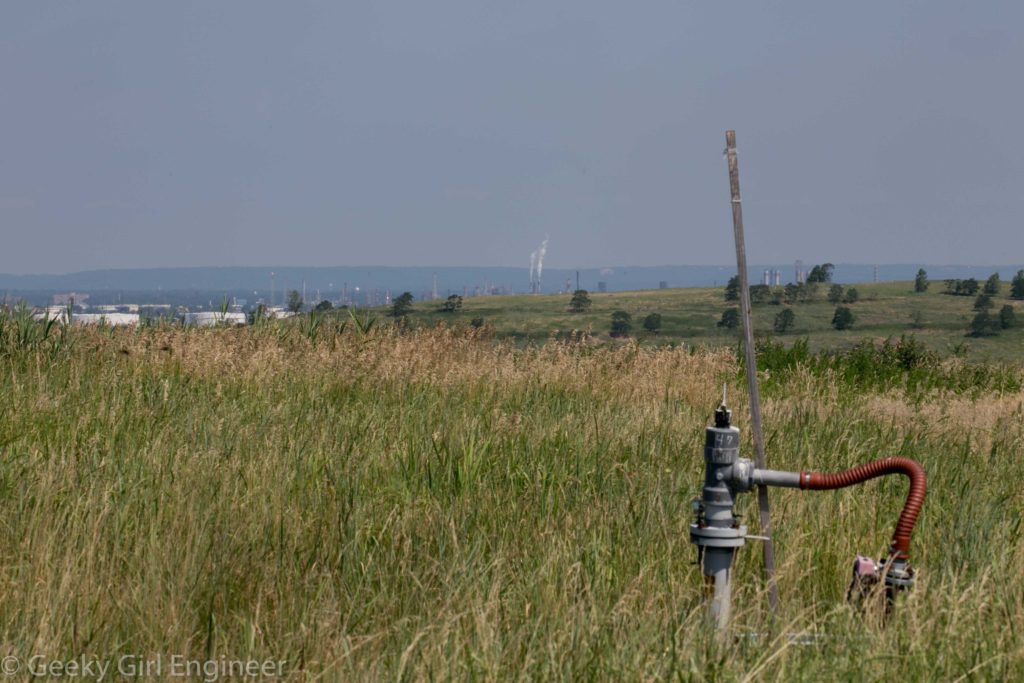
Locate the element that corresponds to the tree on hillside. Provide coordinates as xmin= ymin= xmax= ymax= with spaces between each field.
xmin=1011 ymin=270 xmax=1024 ymax=300
xmin=438 ymin=294 xmax=463 ymax=312
xmin=1000 ymin=305 xmax=1016 ymax=330
xmin=718 ymin=308 xmax=740 ymax=330
xmin=831 ymin=306 xmax=855 ymax=330
xmin=914 ymin=268 xmax=929 ymax=293
xmin=984 ymin=272 xmax=1001 ymax=296
xmin=806 ymin=263 xmax=835 ymax=283
xmin=783 ymin=283 xmax=799 ymax=304
xmin=642 ymin=313 xmax=662 ymax=334
xmin=568 ymin=289 xmax=591 ymax=313
xmin=969 ymin=311 xmax=999 ymax=337
xmin=609 ymin=310 xmax=632 ymax=337
xmin=827 ymin=284 xmax=844 ymax=304
xmin=391 ymin=292 xmax=414 ymax=317
xmin=843 ymin=287 xmax=860 ymax=304
xmin=773 ymin=308 xmax=795 ymax=334
xmin=973 ymin=294 xmax=993 ymax=311
xmin=750 ymin=284 xmax=771 ymax=304
xmin=724 ymin=276 xmax=740 ymax=302
xmin=287 ymin=290 xmax=304 ymax=313
xmin=314 ymin=300 xmax=333 ymax=312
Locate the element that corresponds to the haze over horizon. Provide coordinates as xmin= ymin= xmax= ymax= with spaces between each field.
xmin=3 ymin=2 xmax=1022 ymax=275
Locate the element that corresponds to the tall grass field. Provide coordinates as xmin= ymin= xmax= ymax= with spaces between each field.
xmin=1 ymin=310 xmax=1022 ymax=680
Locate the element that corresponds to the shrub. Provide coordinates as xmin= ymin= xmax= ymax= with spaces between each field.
xmin=750 ymin=284 xmax=771 ymax=304
xmin=999 ymin=305 xmax=1016 ymax=330
xmin=718 ymin=308 xmax=740 ymax=330
xmin=969 ymin=311 xmax=999 ymax=337
xmin=724 ymin=276 xmax=739 ymax=302
xmin=609 ymin=310 xmax=632 ymax=337
xmin=984 ymin=273 xmax=1001 ymax=295
xmin=752 ymin=334 xmax=1017 ymax=396
xmin=832 ymin=306 xmax=855 ymax=330
xmin=1011 ymin=270 xmax=1024 ymax=299
xmin=642 ymin=313 xmax=662 ymax=334
xmin=784 ymin=283 xmax=801 ymax=304
xmin=773 ymin=308 xmax=795 ymax=334
xmin=569 ymin=289 xmax=591 ymax=313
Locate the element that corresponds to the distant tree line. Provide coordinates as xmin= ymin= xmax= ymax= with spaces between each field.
xmin=720 ymin=262 xmax=854 ymax=333
xmin=944 ymin=278 xmax=981 ymax=296
xmin=935 ymin=271 xmax=1022 ymax=337
xmin=967 ymin=289 xmax=1017 ymax=337
xmin=827 ymin=284 xmax=859 ymax=304
xmin=724 ymin=263 xmax=838 ymax=307
xmin=234 ymin=267 xmax=1024 ymax=342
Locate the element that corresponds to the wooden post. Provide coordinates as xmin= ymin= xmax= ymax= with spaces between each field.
xmin=725 ymin=130 xmax=780 ymax=613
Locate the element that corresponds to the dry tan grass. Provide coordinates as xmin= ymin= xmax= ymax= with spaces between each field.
xmin=86 ymin=325 xmax=736 ymax=408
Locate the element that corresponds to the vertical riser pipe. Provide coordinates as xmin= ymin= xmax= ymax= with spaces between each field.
xmin=704 ymin=548 xmax=733 ymax=633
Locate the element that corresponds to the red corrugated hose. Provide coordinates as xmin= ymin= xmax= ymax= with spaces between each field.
xmin=800 ymin=457 xmax=926 ymax=560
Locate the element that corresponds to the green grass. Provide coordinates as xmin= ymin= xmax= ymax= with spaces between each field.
xmin=402 ymin=281 xmax=1024 ymax=364
xmin=1 ymin=313 xmax=1023 ymax=680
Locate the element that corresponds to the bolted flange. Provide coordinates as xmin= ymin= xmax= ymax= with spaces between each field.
xmin=690 ymin=523 xmax=749 ymax=548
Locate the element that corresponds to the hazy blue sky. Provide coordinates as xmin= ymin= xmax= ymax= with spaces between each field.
xmin=2 ymin=1 xmax=1021 ymax=274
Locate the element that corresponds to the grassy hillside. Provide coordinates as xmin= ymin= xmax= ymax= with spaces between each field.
xmin=401 ymin=280 xmax=1024 ymax=364
xmin=1 ymin=314 xmax=1022 ymax=680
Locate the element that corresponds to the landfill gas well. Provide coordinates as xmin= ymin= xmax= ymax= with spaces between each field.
xmin=689 ymin=399 xmax=926 ymax=632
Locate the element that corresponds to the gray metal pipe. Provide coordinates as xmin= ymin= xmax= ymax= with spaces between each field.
xmin=704 ymin=548 xmax=733 ymax=633
xmin=752 ymin=469 xmax=801 ymax=488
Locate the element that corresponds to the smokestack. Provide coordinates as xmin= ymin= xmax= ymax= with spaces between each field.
xmin=529 ymin=251 xmax=538 ymax=293
xmin=528 ymin=235 xmax=549 ymax=294
xmin=536 ymin=235 xmax=548 ymax=285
